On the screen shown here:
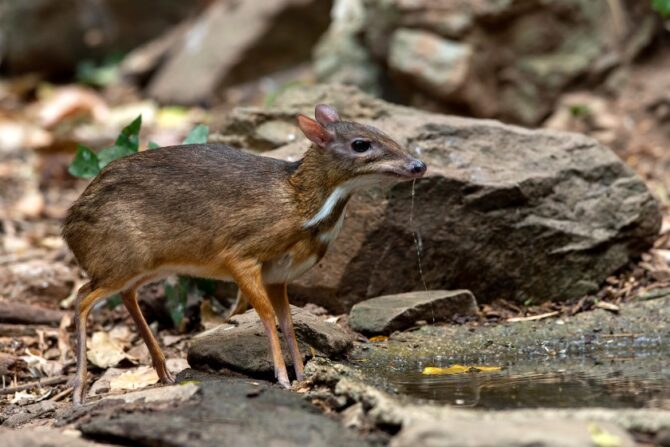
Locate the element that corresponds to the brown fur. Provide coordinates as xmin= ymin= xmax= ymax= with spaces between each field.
xmin=63 ymin=104 xmax=425 ymax=404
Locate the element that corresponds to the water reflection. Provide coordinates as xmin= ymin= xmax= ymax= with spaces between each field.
xmin=362 ymin=356 xmax=670 ymax=410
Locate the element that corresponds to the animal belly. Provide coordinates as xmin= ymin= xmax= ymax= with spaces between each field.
xmin=153 ymin=264 xmax=234 ymax=282
xmin=262 ymin=254 xmax=318 ymax=284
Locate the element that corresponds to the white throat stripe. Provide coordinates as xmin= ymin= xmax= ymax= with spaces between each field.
xmin=303 ymin=176 xmax=386 ymax=229
xmin=303 ymin=185 xmax=348 ymax=228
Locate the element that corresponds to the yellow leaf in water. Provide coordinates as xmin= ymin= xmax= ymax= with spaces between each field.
xmin=588 ymin=423 xmax=623 ymax=447
xmin=422 ymin=364 xmax=503 ymax=375
xmin=369 ymin=336 xmax=389 ymax=342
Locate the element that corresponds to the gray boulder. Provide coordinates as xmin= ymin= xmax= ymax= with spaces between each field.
xmin=315 ymin=0 xmax=659 ymax=125
xmin=188 ymin=305 xmax=352 ymax=377
xmin=0 ymin=0 xmax=198 ymax=76
xmin=213 ymin=85 xmax=661 ymax=312
xmin=147 ymin=0 xmax=332 ymax=105
xmin=349 ymin=290 xmax=477 ymax=336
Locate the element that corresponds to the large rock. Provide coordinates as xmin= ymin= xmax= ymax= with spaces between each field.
xmin=0 ymin=0 xmax=199 ymax=76
xmin=213 ymin=85 xmax=661 ymax=312
xmin=315 ymin=0 xmax=659 ymax=125
xmin=388 ymin=29 xmax=472 ymax=101
xmin=188 ymin=305 xmax=353 ymax=377
xmin=78 ymin=377 xmax=374 ymax=447
xmin=349 ymin=290 xmax=477 ymax=336
xmin=147 ymin=0 xmax=332 ymax=104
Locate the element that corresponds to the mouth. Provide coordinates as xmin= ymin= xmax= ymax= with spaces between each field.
xmin=382 ymin=169 xmax=426 ymax=180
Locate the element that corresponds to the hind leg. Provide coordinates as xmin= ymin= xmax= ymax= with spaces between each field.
xmin=121 ymin=287 xmax=174 ymax=384
xmin=72 ymin=283 xmax=117 ymax=406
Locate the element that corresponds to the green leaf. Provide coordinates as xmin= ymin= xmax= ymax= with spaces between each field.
xmin=97 ymin=144 xmax=136 ymax=169
xmin=76 ymin=54 xmax=123 ymax=87
xmin=106 ymin=294 xmax=122 ymax=310
xmin=652 ymin=0 xmax=670 ymax=16
xmin=164 ymin=277 xmax=190 ymax=328
xmin=147 ymin=140 xmax=161 ymax=150
xmin=68 ymin=144 xmax=100 ymax=178
xmin=114 ymin=115 xmax=142 ymax=152
xmin=192 ymin=278 xmax=217 ymax=295
xmin=182 ymin=124 xmax=209 ymax=144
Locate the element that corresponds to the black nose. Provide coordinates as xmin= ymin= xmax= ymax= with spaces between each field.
xmin=410 ymin=159 xmax=427 ymax=175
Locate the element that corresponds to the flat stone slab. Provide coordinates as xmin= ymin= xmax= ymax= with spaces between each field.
xmin=391 ymin=417 xmax=634 ymax=447
xmin=79 ymin=376 xmax=373 ymax=447
xmin=2 ymin=428 xmax=98 ymax=447
xmin=188 ymin=305 xmax=353 ymax=377
xmin=349 ymin=290 xmax=477 ymax=335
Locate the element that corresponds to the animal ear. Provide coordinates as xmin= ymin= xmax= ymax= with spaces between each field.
xmin=315 ymin=104 xmax=340 ymax=126
xmin=297 ymin=114 xmax=333 ymax=148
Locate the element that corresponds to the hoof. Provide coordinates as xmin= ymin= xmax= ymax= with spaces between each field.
xmin=72 ymin=381 xmax=86 ymax=406
xmin=156 ymin=363 xmax=176 ymax=385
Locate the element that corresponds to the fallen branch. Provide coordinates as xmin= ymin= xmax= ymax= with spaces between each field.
xmin=0 ymin=375 xmax=69 ymax=395
xmin=0 ymin=301 xmax=65 ymax=325
xmin=507 ymin=311 xmax=559 ymax=323
xmin=0 ymin=324 xmax=58 ymax=337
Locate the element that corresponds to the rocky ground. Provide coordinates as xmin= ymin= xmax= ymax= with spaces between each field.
xmin=1 ymin=1 xmax=670 ymax=446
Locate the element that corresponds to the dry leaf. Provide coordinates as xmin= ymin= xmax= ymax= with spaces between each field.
xmin=109 ymin=366 xmax=159 ymax=392
xmin=87 ymin=331 xmax=131 ymax=368
xmin=58 ymin=313 xmax=72 ymax=363
xmin=38 ymin=85 xmax=109 ymax=127
xmin=595 ymin=301 xmax=620 ymax=313
xmin=20 ymin=348 xmax=64 ymax=377
xmin=422 ymin=364 xmax=503 ymax=375
xmin=200 ymin=299 xmax=228 ymax=330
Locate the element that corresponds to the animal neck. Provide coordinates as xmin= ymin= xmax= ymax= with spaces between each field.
xmin=290 ymin=148 xmax=353 ymax=231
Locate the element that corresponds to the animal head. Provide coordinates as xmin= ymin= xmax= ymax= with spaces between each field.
xmin=297 ymin=104 xmax=426 ymax=185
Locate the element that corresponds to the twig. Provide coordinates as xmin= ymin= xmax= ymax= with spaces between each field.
xmin=507 ymin=311 xmax=559 ymax=323
xmin=50 ymin=386 xmax=73 ymax=402
xmin=0 ymin=375 xmax=69 ymax=395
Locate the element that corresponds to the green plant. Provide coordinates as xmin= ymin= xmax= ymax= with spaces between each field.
xmin=76 ymin=54 xmax=124 ymax=87
xmin=652 ymin=0 xmax=670 ymax=17
xmin=68 ymin=117 xmax=209 ymax=179
xmin=69 ymin=117 xmax=211 ymax=325
xmin=568 ymin=104 xmax=591 ymax=119
xmin=164 ymin=276 xmax=192 ymax=330
xmin=68 ymin=115 xmax=142 ymax=179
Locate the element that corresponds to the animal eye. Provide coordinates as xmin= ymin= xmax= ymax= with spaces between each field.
xmin=351 ymin=139 xmax=371 ymax=153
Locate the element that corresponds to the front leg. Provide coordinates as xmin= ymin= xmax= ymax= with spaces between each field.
xmin=266 ymin=283 xmax=304 ymax=381
xmin=228 ymin=259 xmax=290 ymax=388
